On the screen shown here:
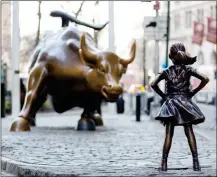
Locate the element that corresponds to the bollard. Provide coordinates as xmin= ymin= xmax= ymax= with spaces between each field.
xmin=136 ymin=93 xmax=141 ymax=121
xmin=1 ymin=83 xmax=6 ymax=118
xmin=116 ymin=95 xmax=125 ymax=114
xmin=129 ymin=93 xmax=133 ymax=114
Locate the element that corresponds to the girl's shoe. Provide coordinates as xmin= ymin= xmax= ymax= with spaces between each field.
xmin=161 ymin=154 xmax=168 ymax=171
xmin=193 ymin=157 xmax=201 ymax=171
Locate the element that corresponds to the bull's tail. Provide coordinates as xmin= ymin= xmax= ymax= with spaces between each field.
xmin=28 ymin=47 xmax=41 ymax=73
xmin=50 ymin=10 xmax=108 ymax=31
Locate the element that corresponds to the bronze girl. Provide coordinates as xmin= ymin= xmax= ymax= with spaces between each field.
xmin=151 ymin=43 xmax=209 ymax=171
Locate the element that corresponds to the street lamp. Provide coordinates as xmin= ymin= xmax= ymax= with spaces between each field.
xmin=165 ymin=1 xmax=170 ymax=68
xmin=108 ymin=1 xmax=115 ymax=113
xmin=141 ymin=0 xmax=153 ymax=86
xmin=11 ymin=1 xmax=20 ymax=117
xmin=108 ymin=1 xmax=115 ymax=52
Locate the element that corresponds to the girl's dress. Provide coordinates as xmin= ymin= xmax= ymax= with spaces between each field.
xmin=155 ymin=65 xmax=205 ymax=126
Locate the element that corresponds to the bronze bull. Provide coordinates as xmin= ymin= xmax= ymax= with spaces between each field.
xmin=10 ymin=24 xmax=136 ymax=132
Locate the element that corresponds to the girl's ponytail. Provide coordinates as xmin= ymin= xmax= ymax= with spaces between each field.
xmin=177 ymin=51 xmax=197 ymax=65
xmin=169 ymin=43 xmax=197 ymax=65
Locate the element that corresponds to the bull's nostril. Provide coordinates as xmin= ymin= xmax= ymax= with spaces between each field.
xmin=115 ymin=86 xmax=122 ymax=92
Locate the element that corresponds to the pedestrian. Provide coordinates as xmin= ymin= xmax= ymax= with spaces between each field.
xmin=150 ymin=43 xmax=209 ymax=171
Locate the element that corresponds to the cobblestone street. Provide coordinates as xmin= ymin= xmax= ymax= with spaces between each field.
xmin=1 ymin=107 xmax=216 ymax=176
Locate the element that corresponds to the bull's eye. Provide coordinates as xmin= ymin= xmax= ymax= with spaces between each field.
xmin=98 ymin=65 xmax=106 ymax=73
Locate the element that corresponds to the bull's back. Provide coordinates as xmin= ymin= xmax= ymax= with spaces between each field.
xmin=29 ymin=27 xmax=84 ymax=71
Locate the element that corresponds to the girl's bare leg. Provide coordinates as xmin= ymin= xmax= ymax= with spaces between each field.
xmin=184 ymin=124 xmax=201 ymax=171
xmin=161 ymin=122 xmax=175 ymax=171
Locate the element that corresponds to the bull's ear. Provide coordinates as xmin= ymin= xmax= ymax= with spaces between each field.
xmin=79 ymin=49 xmax=95 ymax=68
xmin=122 ymin=66 xmax=127 ymax=74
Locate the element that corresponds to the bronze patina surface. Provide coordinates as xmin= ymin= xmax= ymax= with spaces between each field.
xmin=10 ymin=26 xmax=136 ymax=131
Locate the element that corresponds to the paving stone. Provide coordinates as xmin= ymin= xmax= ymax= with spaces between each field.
xmin=1 ymin=108 xmax=216 ymax=177
xmin=1 ymin=171 xmax=18 ymax=177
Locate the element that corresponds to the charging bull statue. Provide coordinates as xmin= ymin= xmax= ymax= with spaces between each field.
xmin=10 ymin=11 xmax=136 ymax=131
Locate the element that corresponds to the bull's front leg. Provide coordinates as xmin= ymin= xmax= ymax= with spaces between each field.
xmin=28 ymin=95 xmax=47 ymax=126
xmin=77 ymin=107 xmax=96 ymax=131
xmin=10 ymin=65 xmax=48 ymax=131
xmin=90 ymin=103 xmax=104 ymax=126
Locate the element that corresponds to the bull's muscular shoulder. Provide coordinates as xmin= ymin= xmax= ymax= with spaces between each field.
xmin=62 ymin=26 xmax=98 ymax=52
xmin=36 ymin=27 xmax=79 ymax=48
xmin=61 ymin=26 xmax=81 ymax=41
xmin=35 ymin=27 xmax=80 ymax=56
xmin=29 ymin=26 xmax=98 ymax=71
xmin=38 ymin=26 xmax=97 ymax=52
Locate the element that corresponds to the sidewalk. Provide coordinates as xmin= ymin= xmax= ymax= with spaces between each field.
xmin=1 ymin=108 xmax=216 ymax=177
xmin=1 ymin=171 xmax=17 ymax=177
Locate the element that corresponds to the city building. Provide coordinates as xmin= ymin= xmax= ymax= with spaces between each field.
xmin=1 ymin=1 xmax=12 ymax=90
xmin=144 ymin=1 xmax=216 ymax=103
xmin=160 ymin=1 xmax=216 ymax=68
xmin=145 ymin=1 xmax=216 ymax=79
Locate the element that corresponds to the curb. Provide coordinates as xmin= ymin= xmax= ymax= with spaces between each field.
xmin=1 ymin=157 xmax=78 ymax=177
xmin=1 ymin=171 xmax=17 ymax=177
xmin=1 ymin=157 xmax=215 ymax=177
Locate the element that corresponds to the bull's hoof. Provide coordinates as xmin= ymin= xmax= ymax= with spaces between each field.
xmin=29 ymin=117 xmax=36 ymax=127
xmin=10 ymin=117 xmax=30 ymax=132
xmin=92 ymin=113 xmax=103 ymax=126
xmin=77 ymin=118 xmax=96 ymax=131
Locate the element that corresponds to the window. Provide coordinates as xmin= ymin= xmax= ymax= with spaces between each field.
xmin=197 ymin=9 xmax=204 ymax=23
xmin=174 ymin=13 xmax=180 ymax=29
xmin=211 ymin=5 xmax=216 ymax=18
xmin=185 ymin=11 xmax=192 ymax=28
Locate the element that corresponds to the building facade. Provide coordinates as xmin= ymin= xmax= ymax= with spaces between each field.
xmin=160 ymin=1 xmax=216 ymax=69
xmin=1 ymin=1 xmax=12 ymax=90
xmin=145 ymin=1 xmax=216 ymax=81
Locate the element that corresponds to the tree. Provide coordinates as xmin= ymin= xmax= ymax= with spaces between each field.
xmin=35 ymin=0 xmax=42 ymax=47
xmin=92 ymin=1 xmax=100 ymax=48
xmin=75 ymin=1 xmax=85 ymax=18
xmin=59 ymin=1 xmax=86 ymax=27
xmin=20 ymin=35 xmax=36 ymax=73
xmin=74 ymin=1 xmax=85 ymax=26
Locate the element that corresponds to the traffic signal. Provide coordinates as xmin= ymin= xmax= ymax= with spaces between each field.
xmin=146 ymin=21 xmax=157 ymax=28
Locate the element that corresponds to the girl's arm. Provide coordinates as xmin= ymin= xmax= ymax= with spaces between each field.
xmin=190 ymin=69 xmax=209 ymax=96
xmin=150 ymin=73 xmax=166 ymax=100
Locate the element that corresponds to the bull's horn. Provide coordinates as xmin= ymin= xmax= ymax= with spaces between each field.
xmin=50 ymin=10 xmax=108 ymax=31
xmin=120 ymin=40 xmax=136 ymax=66
xmin=80 ymin=33 xmax=97 ymax=63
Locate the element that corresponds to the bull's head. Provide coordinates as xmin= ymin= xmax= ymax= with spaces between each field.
xmin=79 ymin=33 xmax=136 ymax=102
